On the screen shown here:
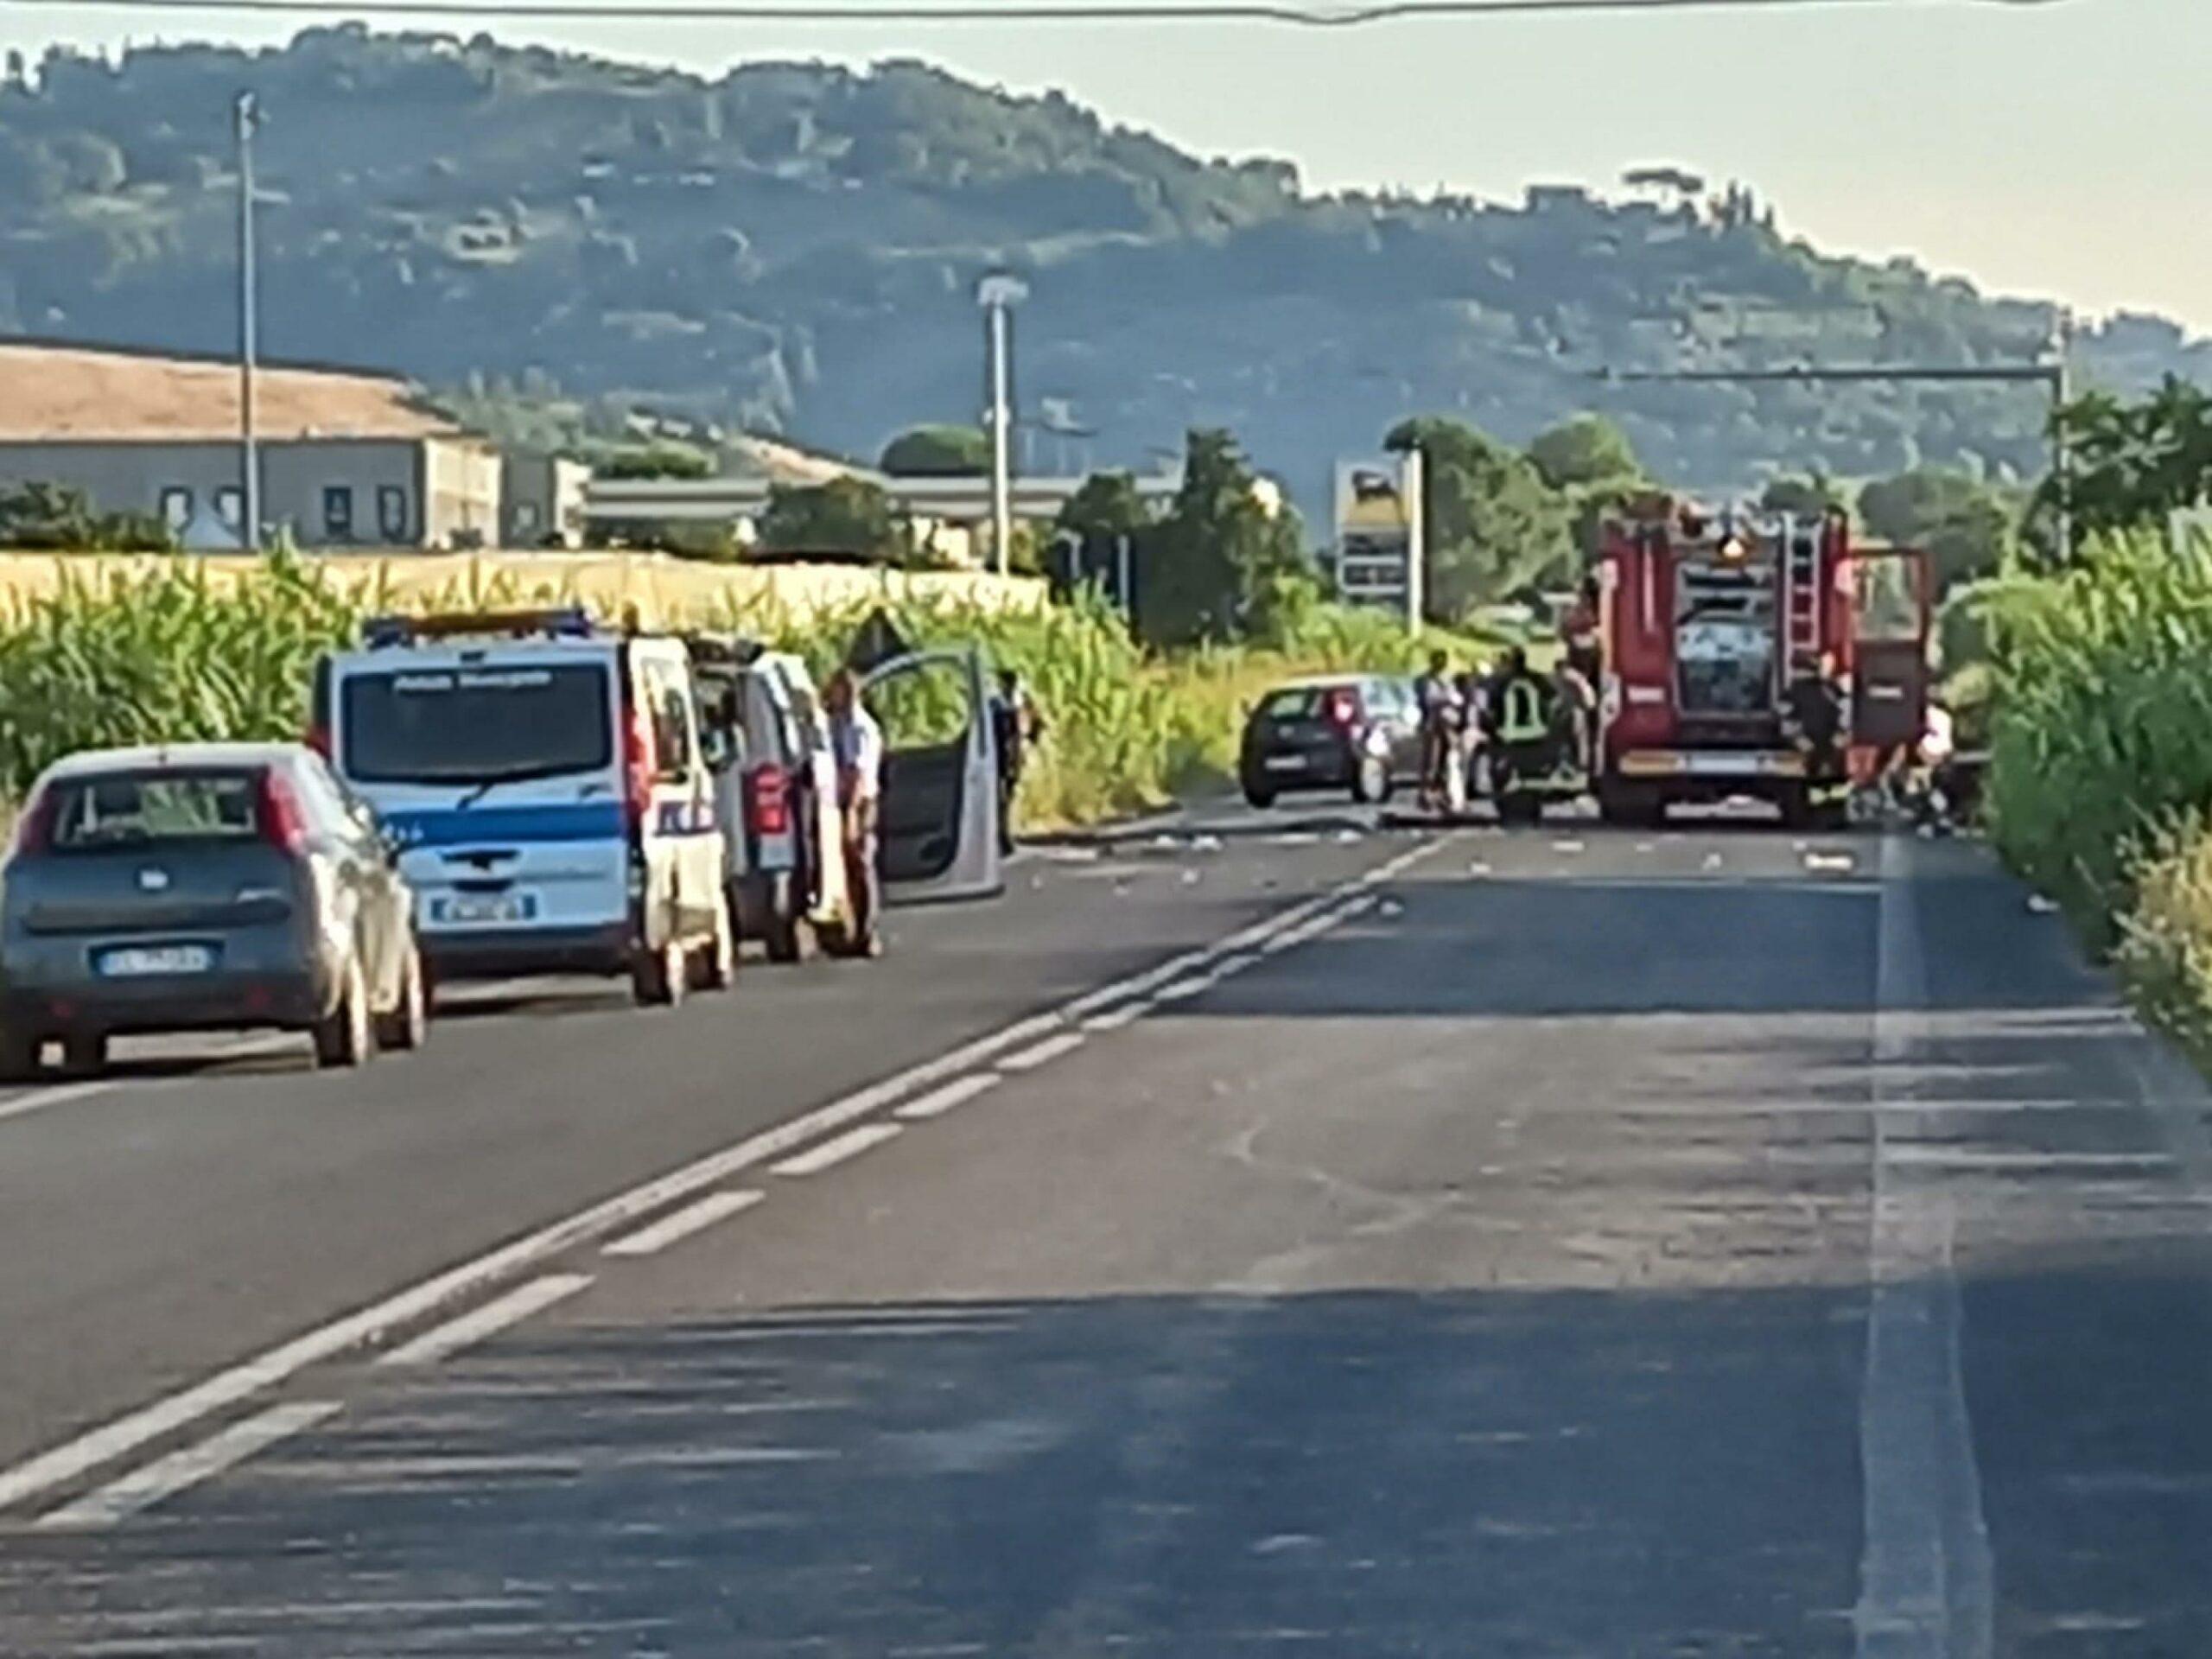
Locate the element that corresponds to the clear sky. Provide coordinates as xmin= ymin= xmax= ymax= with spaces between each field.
xmin=4 ymin=0 xmax=2205 ymax=334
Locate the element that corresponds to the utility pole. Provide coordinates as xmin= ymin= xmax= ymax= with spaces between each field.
xmin=976 ymin=273 xmax=1027 ymax=575
xmin=235 ymin=91 xmax=260 ymax=553
xmin=2051 ymin=308 xmax=2075 ymax=565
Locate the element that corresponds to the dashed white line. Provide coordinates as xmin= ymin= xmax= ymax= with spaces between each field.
xmin=996 ymin=1032 xmax=1088 ymax=1073
xmin=771 ymin=1122 xmax=904 ymax=1177
xmin=601 ymin=1190 xmax=764 ymax=1257
xmin=1081 ymin=1001 xmax=1154 ymax=1033
xmin=894 ymin=1073 xmax=1004 ymax=1121
xmin=35 ymin=1400 xmax=340 ymax=1533
xmin=378 ymin=1274 xmax=594 ymax=1369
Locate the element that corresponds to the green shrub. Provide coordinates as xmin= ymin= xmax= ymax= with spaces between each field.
xmin=2117 ymin=813 xmax=2212 ymax=1063
xmin=1986 ymin=531 xmax=2212 ymax=947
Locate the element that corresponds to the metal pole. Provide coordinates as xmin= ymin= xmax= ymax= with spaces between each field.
xmin=236 ymin=91 xmax=259 ymax=553
xmin=987 ymin=299 xmax=1012 ymax=575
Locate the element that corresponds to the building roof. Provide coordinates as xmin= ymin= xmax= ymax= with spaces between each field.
xmin=0 ymin=341 xmax=464 ymax=444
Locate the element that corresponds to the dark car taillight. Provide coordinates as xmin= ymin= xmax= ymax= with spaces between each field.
xmin=7 ymin=785 xmax=57 ymax=860
xmin=744 ymin=765 xmax=791 ymax=837
xmin=256 ymin=769 xmax=308 ymax=856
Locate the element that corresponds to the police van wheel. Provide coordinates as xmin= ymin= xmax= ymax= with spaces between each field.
xmin=632 ymin=939 xmax=686 ymax=1007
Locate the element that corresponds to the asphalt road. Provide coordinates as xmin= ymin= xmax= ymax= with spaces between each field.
xmin=0 ymin=810 xmax=2209 ymax=1656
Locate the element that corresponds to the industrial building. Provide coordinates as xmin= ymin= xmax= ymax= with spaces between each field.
xmin=0 ymin=341 xmax=499 ymax=550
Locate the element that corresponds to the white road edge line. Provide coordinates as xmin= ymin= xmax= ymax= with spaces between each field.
xmin=1081 ymin=1001 xmax=1153 ymax=1033
xmin=771 ymin=1122 xmax=904 ymax=1177
xmin=893 ymin=1073 xmax=1004 ymax=1121
xmin=378 ymin=1273 xmax=594 ymax=1369
xmin=1853 ymin=833 xmax=1993 ymax=1659
xmin=601 ymin=1190 xmax=764 ymax=1258
xmin=35 ymin=1401 xmax=341 ymax=1533
xmin=995 ymin=1032 xmax=1087 ymax=1073
xmin=0 ymin=832 xmax=1449 ymax=1516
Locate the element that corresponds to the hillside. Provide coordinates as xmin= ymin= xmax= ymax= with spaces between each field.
xmin=3 ymin=27 xmax=2207 ymax=519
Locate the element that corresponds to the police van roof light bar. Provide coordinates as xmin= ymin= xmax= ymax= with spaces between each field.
xmin=361 ymin=607 xmax=598 ymax=648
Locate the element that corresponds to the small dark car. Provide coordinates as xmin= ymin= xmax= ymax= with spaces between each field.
xmin=1239 ymin=676 xmax=1421 ymax=807
xmin=0 ymin=743 xmax=425 ymax=1079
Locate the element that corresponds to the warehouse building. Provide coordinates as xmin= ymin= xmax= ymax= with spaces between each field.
xmin=0 ymin=341 xmax=499 ymax=550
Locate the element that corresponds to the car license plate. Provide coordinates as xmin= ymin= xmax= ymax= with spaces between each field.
xmin=1264 ymin=755 xmax=1307 ymax=772
xmin=96 ymin=944 xmax=214 ymax=977
xmin=432 ymin=892 xmax=536 ymax=925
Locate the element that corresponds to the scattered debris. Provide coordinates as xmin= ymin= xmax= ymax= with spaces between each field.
xmin=2028 ymin=893 xmax=2060 ymax=914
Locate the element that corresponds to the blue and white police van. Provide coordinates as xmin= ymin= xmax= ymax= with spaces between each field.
xmin=309 ymin=609 xmax=732 ymax=1005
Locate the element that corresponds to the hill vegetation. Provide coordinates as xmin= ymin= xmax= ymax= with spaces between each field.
xmin=3 ymin=28 xmax=2208 ymax=523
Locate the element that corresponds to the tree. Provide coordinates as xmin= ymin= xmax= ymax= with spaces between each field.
xmin=1141 ymin=429 xmax=1310 ymax=646
xmin=594 ymin=442 xmax=710 ymax=480
xmin=1758 ymin=472 xmax=1846 ymax=516
xmin=755 ymin=475 xmax=905 ymax=561
xmin=2038 ymin=378 xmax=2212 ymax=548
xmin=1528 ymin=414 xmax=1639 ymax=492
xmin=1057 ymin=471 xmax=1153 ymax=541
xmin=1857 ymin=467 xmax=2013 ymax=590
xmin=0 ymin=481 xmax=170 ymax=551
xmin=880 ymin=423 xmax=989 ymax=476
xmin=1385 ymin=416 xmax=1572 ymax=621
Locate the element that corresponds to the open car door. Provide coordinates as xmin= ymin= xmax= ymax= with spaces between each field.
xmin=863 ymin=645 xmax=1003 ymax=902
xmin=1847 ymin=546 xmax=1931 ymax=750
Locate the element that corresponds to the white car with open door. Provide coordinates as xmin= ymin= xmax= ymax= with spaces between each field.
xmin=862 ymin=643 xmax=1004 ymax=907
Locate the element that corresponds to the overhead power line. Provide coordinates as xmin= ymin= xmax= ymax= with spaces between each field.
xmin=0 ymin=0 xmax=2072 ymax=27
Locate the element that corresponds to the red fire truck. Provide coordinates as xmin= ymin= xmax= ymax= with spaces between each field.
xmin=1591 ymin=494 xmax=1930 ymax=829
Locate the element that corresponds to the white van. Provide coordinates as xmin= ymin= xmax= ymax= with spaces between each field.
xmin=310 ymin=610 xmax=732 ymax=1005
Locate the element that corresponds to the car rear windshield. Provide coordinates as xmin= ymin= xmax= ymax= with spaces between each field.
xmin=340 ymin=663 xmax=612 ymax=785
xmin=44 ymin=771 xmax=264 ymax=849
xmin=1260 ymin=686 xmax=1344 ymax=720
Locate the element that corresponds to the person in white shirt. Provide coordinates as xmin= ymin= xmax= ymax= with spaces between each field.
xmin=825 ymin=667 xmax=885 ymax=956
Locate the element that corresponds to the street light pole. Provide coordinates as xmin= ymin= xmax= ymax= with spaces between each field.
xmin=235 ymin=90 xmax=260 ymax=553
xmin=976 ymin=273 xmax=1027 ymax=576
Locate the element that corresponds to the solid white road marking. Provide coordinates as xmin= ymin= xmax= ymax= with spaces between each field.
xmin=1883 ymin=1147 xmax=2169 ymax=1173
xmin=1154 ymin=976 xmax=1213 ymax=1003
xmin=1855 ymin=834 xmax=1993 ymax=1659
xmin=601 ymin=1190 xmax=765 ymax=1257
xmin=771 ymin=1122 xmax=904 ymax=1177
xmin=996 ymin=1032 xmax=1088 ymax=1073
xmin=1209 ymin=952 xmax=1261 ymax=979
xmin=378 ymin=1274 xmax=594 ymax=1368
xmin=0 ymin=834 xmax=1452 ymax=1516
xmin=35 ymin=1400 xmax=340 ymax=1533
xmin=894 ymin=1073 xmax=1005 ymax=1121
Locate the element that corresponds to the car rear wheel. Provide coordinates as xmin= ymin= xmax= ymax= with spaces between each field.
xmin=1 ymin=1029 xmax=45 ymax=1083
xmin=373 ymin=941 xmax=429 ymax=1052
xmin=762 ymin=874 xmax=813 ymax=964
xmin=1351 ymin=754 xmax=1389 ymax=804
xmin=59 ymin=1032 xmax=108 ymax=1079
xmin=632 ymin=937 xmax=687 ymax=1007
xmin=1242 ymin=784 xmax=1276 ymax=809
xmin=313 ymin=953 xmax=372 ymax=1069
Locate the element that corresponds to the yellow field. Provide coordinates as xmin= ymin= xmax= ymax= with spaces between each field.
xmin=0 ymin=551 xmax=1046 ymax=630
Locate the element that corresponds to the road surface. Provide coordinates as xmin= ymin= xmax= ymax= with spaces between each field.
xmin=0 ymin=810 xmax=2208 ymax=1656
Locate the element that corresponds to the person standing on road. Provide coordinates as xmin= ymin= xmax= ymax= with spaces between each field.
xmin=989 ymin=669 xmax=1041 ymax=856
xmin=1414 ymin=650 xmax=1464 ymax=810
xmin=825 ymin=667 xmax=885 ymax=957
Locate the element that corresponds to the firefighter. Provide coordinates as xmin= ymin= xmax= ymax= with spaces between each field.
xmin=1484 ymin=646 xmax=1554 ymax=799
xmin=1561 ymin=574 xmax=1603 ymax=685
xmin=1549 ymin=654 xmax=1597 ymax=779
xmin=1781 ymin=652 xmax=1847 ymax=779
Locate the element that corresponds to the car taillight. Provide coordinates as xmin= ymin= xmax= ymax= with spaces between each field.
xmin=1325 ymin=688 xmax=1363 ymax=728
xmin=623 ymin=697 xmax=656 ymax=830
xmin=257 ymin=769 xmax=308 ymax=856
xmin=305 ymin=721 xmax=332 ymax=761
xmin=744 ymin=765 xmax=791 ymax=837
xmin=8 ymin=786 xmax=57 ymax=859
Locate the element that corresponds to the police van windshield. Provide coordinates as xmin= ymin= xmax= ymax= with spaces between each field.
xmin=341 ymin=664 xmax=612 ymax=785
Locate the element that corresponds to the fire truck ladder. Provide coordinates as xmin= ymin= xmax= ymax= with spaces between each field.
xmin=1782 ymin=517 xmax=1823 ymax=671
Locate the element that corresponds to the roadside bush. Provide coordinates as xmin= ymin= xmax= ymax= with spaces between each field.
xmin=2116 ymin=813 xmax=2212 ymax=1063
xmin=1986 ymin=531 xmax=2212 ymax=949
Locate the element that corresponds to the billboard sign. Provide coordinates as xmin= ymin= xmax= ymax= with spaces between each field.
xmin=1333 ymin=452 xmax=1423 ymax=628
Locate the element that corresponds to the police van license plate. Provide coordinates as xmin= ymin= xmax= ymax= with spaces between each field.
xmin=97 ymin=944 xmax=215 ymax=976
xmin=433 ymin=893 xmax=536 ymax=925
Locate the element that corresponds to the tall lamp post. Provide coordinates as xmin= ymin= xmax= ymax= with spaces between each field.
xmin=977 ymin=272 xmax=1028 ymax=575
xmin=235 ymin=90 xmax=261 ymax=552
